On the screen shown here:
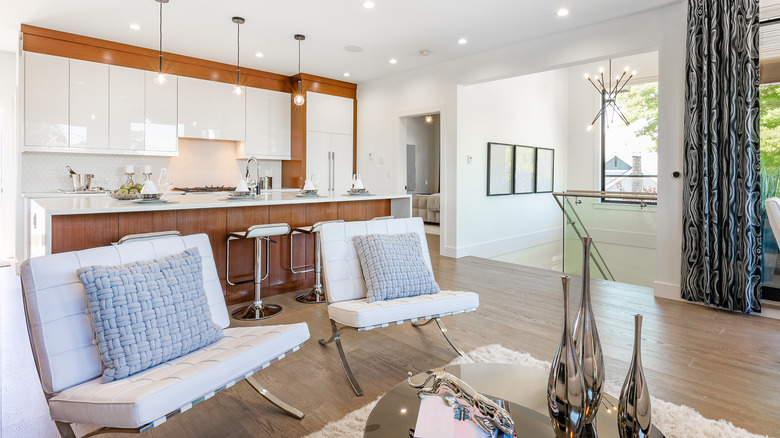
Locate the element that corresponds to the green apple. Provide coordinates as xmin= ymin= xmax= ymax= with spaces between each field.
xmin=134 ymin=183 xmax=144 ymax=191
xmin=118 ymin=188 xmax=129 ymax=194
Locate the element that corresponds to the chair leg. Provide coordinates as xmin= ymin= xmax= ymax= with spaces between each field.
xmin=55 ymin=422 xmax=77 ymax=438
xmin=411 ymin=318 xmax=435 ymax=327
xmin=434 ymin=317 xmax=466 ymax=357
xmin=246 ymin=375 xmax=305 ymax=419
xmin=319 ymin=319 xmax=364 ymax=396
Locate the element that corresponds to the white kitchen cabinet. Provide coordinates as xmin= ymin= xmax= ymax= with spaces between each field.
xmin=306 ymin=92 xmax=353 ymax=135
xmin=69 ymin=59 xmax=109 ymax=149
xmin=24 ymin=52 xmax=69 ymax=147
xmin=144 ymin=72 xmax=178 ymax=153
xmin=109 ymin=65 xmax=144 ymax=150
xmin=268 ymin=90 xmax=291 ymax=158
xmin=243 ymin=88 xmax=291 ymax=160
xmin=178 ymin=76 xmax=245 ymax=141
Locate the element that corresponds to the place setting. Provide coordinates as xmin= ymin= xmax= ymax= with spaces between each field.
xmin=221 ymin=179 xmax=257 ymax=201
xmin=345 ymin=174 xmax=373 ymax=196
xmin=297 ymin=174 xmax=322 ymax=197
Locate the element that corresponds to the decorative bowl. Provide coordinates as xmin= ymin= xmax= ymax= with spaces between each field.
xmin=349 ymin=188 xmax=368 ymax=193
xmin=229 ymin=190 xmax=253 ymax=198
xmin=139 ymin=193 xmax=163 ymax=200
xmin=299 ymin=189 xmax=318 ymax=195
xmin=110 ymin=191 xmax=140 ymax=200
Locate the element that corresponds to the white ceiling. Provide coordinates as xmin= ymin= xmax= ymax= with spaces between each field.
xmin=1 ymin=0 xmax=680 ymax=83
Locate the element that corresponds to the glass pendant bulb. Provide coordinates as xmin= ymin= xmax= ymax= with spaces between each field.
xmin=154 ymin=72 xmax=167 ymax=85
xmin=233 ymin=85 xmax=243 ymax=96
xmin=293 ymin=35 xmax=306 ymax=106
xmin=294 ymin=93 xmax=305 ymax=106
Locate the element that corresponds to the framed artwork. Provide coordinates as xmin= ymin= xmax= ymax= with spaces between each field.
xmin=535 ymin=147 xmax=555 ymax=193
xmin=487 ymin=142 xmax=513 ymax=196
xmin=514 ymin=145 xmax=536 ymax=194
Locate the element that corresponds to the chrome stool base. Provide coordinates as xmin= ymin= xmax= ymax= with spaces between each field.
xmin=232 ymin=303 xmax=283 ymax=321
xmin=295 ymin=287 xmax=326 ymax=303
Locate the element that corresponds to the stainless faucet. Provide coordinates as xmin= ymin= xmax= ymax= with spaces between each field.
xmin=246 ymin=157 xmax=261 ymax=195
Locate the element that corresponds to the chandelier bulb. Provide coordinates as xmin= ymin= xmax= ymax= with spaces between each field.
xmin=587 ymin=124 xmax=594 ymax=131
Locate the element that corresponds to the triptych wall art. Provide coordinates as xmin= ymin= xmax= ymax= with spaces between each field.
xmin=487 ymin=142 xmax=554 ymax=196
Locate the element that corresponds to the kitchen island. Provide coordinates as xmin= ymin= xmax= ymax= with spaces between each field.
xmin=29 ymin=192 xmax=411 ymax=304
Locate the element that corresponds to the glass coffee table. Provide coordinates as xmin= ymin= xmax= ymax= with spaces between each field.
xmin=364 ymin=363 xmax=664 ymax=437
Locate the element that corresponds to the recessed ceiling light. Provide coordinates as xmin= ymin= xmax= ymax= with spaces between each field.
xmin=556 ymin=8 xmax=569 ymax=17
xmin=129 ymin=23 xmax=141 ymax=31
xmin=343 ymin=72 xmax=351 ymax=77
xmin=255 ymin=52 xmax=264 ymax=58
xmin=389 ymin=58 xmax=397 ymax=64
xmin=363 ymin=1 xmax=375 ymax=8
xmin=458 ymin=38 xmax=468 ymax=45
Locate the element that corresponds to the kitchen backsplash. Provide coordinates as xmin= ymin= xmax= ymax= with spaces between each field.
xmin=21 ymin=138 xmax=283 ymax=193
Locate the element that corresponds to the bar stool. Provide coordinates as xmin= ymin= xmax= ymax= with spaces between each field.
xmin=227 ymin=223 xmax=291 ymax=320
xmin=289 ymin=220 xmax=344 ymax=303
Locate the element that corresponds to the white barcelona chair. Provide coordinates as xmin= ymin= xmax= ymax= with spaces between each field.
xmin=20 ymin=232 xmax=310 ymax=437
xmin=318 ymin=217 xmax=479 ymax=396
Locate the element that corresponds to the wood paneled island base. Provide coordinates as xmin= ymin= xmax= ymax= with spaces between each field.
xmin=48 ymin=198 xmax=394 ymax=305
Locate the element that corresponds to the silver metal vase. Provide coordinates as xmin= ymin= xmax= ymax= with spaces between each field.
xmin=573 ymin=236 xmax=605 ymax=426
xmin=547 ymin=275 xmax=585 ymax=438
xmin=618 ymin=314 xmax=651 ymax=438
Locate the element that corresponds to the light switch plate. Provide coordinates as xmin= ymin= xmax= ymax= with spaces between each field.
xmin=467 ymin=155 xmax=473 ymax=164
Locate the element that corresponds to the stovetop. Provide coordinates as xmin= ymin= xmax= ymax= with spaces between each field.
xmin=173 ymin=186 xmax=236 ymax=193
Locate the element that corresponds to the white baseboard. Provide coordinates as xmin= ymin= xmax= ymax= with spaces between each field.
xmin=453 ymin=227 xmax=560 ymax=259
xmin=653 ymin=280 xmax=680 ymax=300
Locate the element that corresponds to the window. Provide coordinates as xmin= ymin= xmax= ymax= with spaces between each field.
xmin=600 ymin=82 xmax=659 ymax=202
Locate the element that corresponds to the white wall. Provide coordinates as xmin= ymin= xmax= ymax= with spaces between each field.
xmin=0 ymin=50 xmax=17 ymax=260
xmin=456 ymin=69 xmax=568 ymax=257
xmin=356 ymin=3 xmax=686 ymax=299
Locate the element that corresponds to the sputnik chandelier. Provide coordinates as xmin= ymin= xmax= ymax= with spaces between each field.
xmin=585 ymin=60 xmax=635 ymax=131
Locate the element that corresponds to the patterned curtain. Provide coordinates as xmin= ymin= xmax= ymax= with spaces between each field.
xmin=682 ymin=0 xmax=762 ymax=313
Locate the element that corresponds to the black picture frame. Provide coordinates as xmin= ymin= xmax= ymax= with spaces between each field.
xmin=487 ymin=142 xmax=514 ymax=196
xmin=514 ymin=145 xmax=536 ymax=194
xmin=535 ymin=147 xmax=555 ymax=193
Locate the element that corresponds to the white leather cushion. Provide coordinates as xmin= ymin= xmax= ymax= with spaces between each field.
xmin=320 ymin=217 xmax=431 ymax=304
xmin=327 ymin=290 xmax=478 ymax=328
xmin=353 ymin=233 xmax=440 ymax=303
xmin=78 ymin=247 xmax=223 ymax=383
xmin=48 ymin=323 xmax=310 ymax=428
xmin=20 ymin=234 xmax=229 ymax=395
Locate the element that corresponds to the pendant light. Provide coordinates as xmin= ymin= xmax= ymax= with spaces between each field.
xmin=153 ymin=0 xmax=169 ymax=85
xmin=293 ymin=34 xmax=306 ymax=106
xmin=232 ymin=16 xmax=245 ymax=96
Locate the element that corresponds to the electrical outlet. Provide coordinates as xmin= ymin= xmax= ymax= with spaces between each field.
xmin=368 ymin=152 xmax=374 ymax=161
xmin=467 ymin=155 xmax=473 ymax=164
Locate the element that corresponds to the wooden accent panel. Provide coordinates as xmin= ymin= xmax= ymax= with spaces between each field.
xmin=364 ymin=199 xmax=392 ymax=219
xmin=51 ymin=214 xmax=118 ymax=253
xmin=224 ymin=206 xmax=270 ymax=299
xmin=117 ymin=211 xmax=177 ymax=238
xmin=176 ymin=208 xmax=228 ymax=292
xmin=269 ymin=205 xmax=308 ymax=291
xmin=21 ymin=25 xmax=292 ymax=92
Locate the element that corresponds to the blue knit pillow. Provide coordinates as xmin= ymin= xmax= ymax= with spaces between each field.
xmin=77 ymin=247 xmax=223 ymax=383
xmin=353 ymin=232 xmax=440 ymax=303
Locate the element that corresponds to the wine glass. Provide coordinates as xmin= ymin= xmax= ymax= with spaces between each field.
xmin=311 ymin=173 xmax=320 ymax=191
xmin=158 ymin=168 xmax=174 ymax=197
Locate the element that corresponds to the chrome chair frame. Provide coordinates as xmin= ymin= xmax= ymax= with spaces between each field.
xmin=289 ymin=220 xmax=344 ymax=304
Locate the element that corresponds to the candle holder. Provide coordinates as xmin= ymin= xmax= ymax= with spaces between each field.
xmin=142 ymin=172 xmax=152 ymax=182
xmin=124 ymin=172 xmax=135 ymax=188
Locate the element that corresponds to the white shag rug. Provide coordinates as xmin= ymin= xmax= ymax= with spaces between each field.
xmin=305 ymin=345 xmax=773 ymax=438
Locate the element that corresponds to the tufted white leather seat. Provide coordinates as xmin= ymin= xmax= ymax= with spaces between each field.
xmin=318 ymin=217 xmax=478 ymax=396
xmin=20 ymin=233 xmax=310 ymax=435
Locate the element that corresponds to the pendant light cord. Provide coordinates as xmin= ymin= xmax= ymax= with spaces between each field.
xmin=158 ymin=0 xmax=163 ymax=72
xmin=298 ymin=39 xmax=301 ymax=75
xmin=236 ymin=20 xmax=241 ymax=84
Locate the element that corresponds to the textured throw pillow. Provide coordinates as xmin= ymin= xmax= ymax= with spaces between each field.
xmin=353 ymin=232 xmax=440 ymax=303
xmin=77 ymin=247 xmax=223 ymax=383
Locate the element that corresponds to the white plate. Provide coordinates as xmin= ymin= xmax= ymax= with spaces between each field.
xmin=132 ymin=199 xmax=176 ymax=204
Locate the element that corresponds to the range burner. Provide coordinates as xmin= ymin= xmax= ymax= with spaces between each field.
xmin=173 ymin=185 xmax=236 ymax=193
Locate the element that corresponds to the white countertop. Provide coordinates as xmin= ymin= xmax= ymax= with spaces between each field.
xmin=31 ymin=192 xmax=411 ymax=215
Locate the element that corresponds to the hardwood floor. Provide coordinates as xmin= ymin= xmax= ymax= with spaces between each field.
xmin=2 ymin=234 xmax=780 ymax=437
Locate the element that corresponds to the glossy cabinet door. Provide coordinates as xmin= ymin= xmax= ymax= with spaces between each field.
xmin=331 ymin=133 xmax=354 ymax=193
xmin=178 ymin=76 xmax=245 ymax=141
xmin=69 ymin=59 xmax=109 ymax=149
xmin=145 ymin=72 xmax=178 ymax=153
xmin=109 ymin=65 xmax=145 ymax=150
xmin=24 ymin=52 xmax=69 ymax=147
xmin=269 ymin=90 xmax=291 ymax=159
xmin=306 ymin=92 xmax=353 ymax=135
xmin=244 ymin=87 xmax=271 ymax=156
xmin=306 ymin=131 xmax=331 ymax=190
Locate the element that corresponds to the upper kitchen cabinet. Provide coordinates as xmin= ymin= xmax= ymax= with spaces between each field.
xmin=109 ymin=65 xmax=144 ymax=151
xmin=242 ymin=88 xmax=291 ymax=160
xmin=144 ymin=72 xmax=178 ymax=153
xmin=178 ymin=76 xmax=245 ymax=141
xmin=24 ymin=52 xmax=69 ymax=147
xmin=306 ymin=92 xmax=353 ymax=135
xmin=70 ymin=59 xmax=109 ymax=149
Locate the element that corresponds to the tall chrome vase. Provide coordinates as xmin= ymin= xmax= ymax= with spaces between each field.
xmin=547 ymin=275 xmax=585 ymax=438
xmin=618 ymin=314 xmax=651 ymax=438
xmin=573 ymin=236 xmax=605 ymax=427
